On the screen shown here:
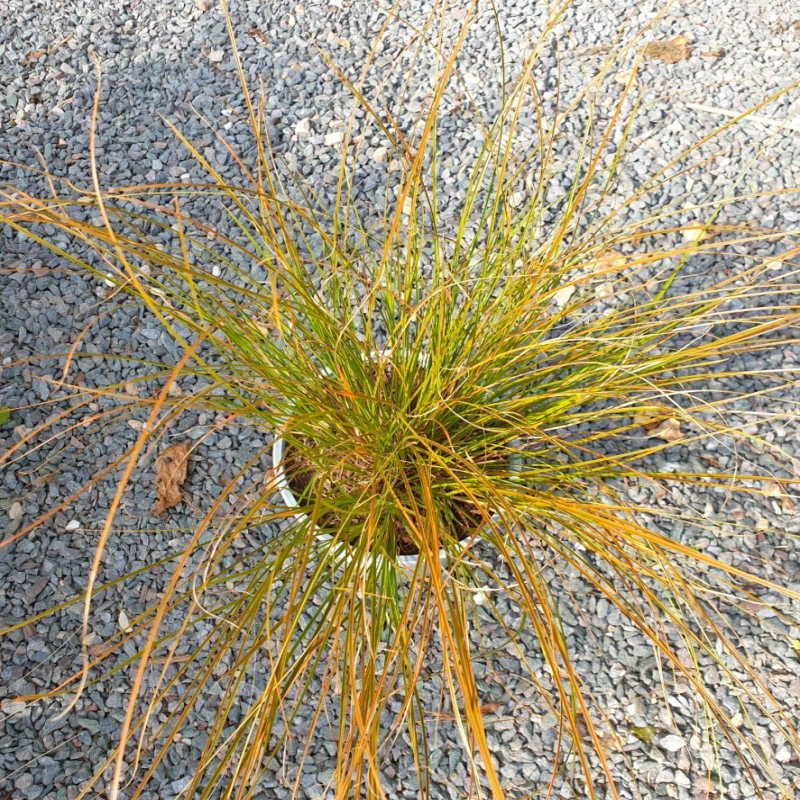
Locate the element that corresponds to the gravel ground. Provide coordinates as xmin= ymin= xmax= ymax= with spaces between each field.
xmin=2 ymin=1 xmax=800 ymax=799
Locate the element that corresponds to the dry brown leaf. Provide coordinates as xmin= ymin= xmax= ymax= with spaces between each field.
xmin=153 ymin=442 xmax=191 ymax=515
xmin=635 ymin=406 xmax=683 ymax=443
xmin=248 ymin=27 xmax=269 ymax=44
xmin=589 ymin=249 xmax=627 ymax=273
xmin=763 ymin=482 xmax=799 ymax=514
xmin=698 ymin=47 xmax=726 ymax=58
xmin=582 ymin=46 xmax=610 ymax=57
xmin=88 ymin=640 xmax=116 ymax=660
xmin=645 ymin=418 xmax=682 ymax=443
xmin=642 ymin=35 xmax=692 ymax=64
xmin=22 ymin=49 xmax=47 ymax=66
xmin=700 ymin=454 xmax=721 ymax=469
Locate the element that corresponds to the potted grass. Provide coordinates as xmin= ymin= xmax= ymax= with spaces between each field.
xmin=1 ymin=3 xmax=799 ymax=799
xmin=270 ymin=347 xmax=520 ymax=572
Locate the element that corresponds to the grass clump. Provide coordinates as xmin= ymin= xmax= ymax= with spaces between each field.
xmin=2 ymin=3 xmax=800 ymax=799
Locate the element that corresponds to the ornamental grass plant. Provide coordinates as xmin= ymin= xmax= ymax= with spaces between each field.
xmin=2 ymin=2 xmax=800 ymax=798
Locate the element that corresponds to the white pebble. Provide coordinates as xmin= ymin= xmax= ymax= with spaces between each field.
xmin=674 ymin=770 xmax=691 ymax=788
xmin=659 ymin=733 xmax=685 ymax=752
xmin=682 ymin=224 xmax=706 ymax=242
xmin=553 ymin=285 xmax=575 ymax=309
xmin=594 ymin=281 xmax=615 ymax=300
xmin=324 ymin=130 xmax=345 ymax=147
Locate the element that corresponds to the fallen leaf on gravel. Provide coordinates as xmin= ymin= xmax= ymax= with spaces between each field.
xmin=645 ymin=418 xmax=681 ymax=442
xmin=88 ymin=640 xmax=116 ymax=659
xmin=589 ymin=249 xmax=627 ymax=273
xmin=781 ymin=494 xmax=797 ymax=514
xmin=698 ymin=47 xmax=726 ymax=58
xmin=248 ymin=27 xmax=269 ymax=44
xmin=635 ymin=406 xmax=682 ymax=443
xmin=642 ymin=35 xmax=692 ymax=64
xmin=22 ymin=49 xmax=47 ymax=66
xmin=32 ymin=470 xmax=60 ymax=488
xmin=153 ymin=441 xmax=191 ymax=515
xmin=0 ymin=407 xmax=10 ymax=425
